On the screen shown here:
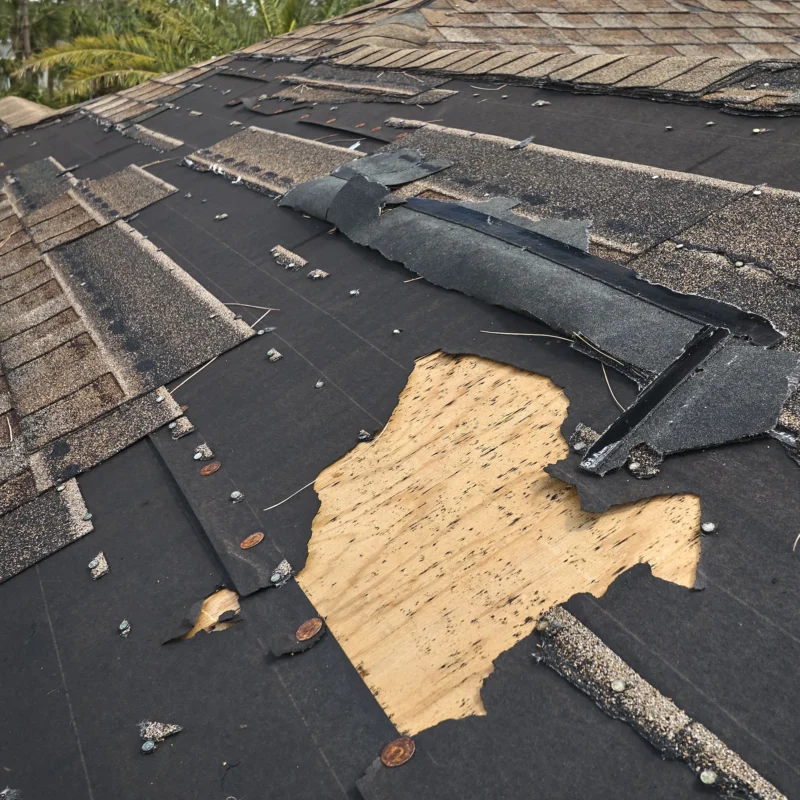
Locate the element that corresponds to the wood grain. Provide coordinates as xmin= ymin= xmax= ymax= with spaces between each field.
xmin=298 ymin=352 xmax=701 ymax=735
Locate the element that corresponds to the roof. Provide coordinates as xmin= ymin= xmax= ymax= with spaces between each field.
xmin=281 ymin=0 xmax=800 ymax=60
xmin=0 ymin=96 xmax=67 ymax=132
xmin=1 ymin=7 xmax=799 ymax=800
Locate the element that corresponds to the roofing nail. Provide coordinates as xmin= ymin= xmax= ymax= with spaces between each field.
xmin=611 ymin=679 xmax=627 ymax=693
xmin=752 ymin=128 xmax=770 ymax=135
xmin=189 ymin=110 xmax=203 ymax=117
xmin=168 ymin=422 xmax=177 ymax=429
xmin=700 ymin=769 xmax=717 ymax=786
xmin=705 ymin=121 xmax=715 ymax=127
xmin=315 ymin=380 xmax=324 ymax=389
xmin=270 ymin=572 xmax=282 ymax=583
xmin=701 ymin=521 xmax=717 ymax=534
xmin=155 ymin=395 xmax=165 ymax=403
xmin=56 ymin=484 xmax=65 ymax=492
xmin=184 ymin=192 xmax=192 ymax=199
xmin=230 ymin=491 xmax=244 ymax=503
xmin=628 ymin=462 xmax=641 ymax=471
xmin=141 ymin=741 xmax=156 ymax=754
xmin=119 ymin=620 xmax=131 ymax=636
xmin=501 ymin=94 xmax=508 ymax=99
xmin=88 ymin=559 xmax=99 ymax=569
xmin=392 ymin=329 xmax=402 ymax=334
xmin=83 ymin=513 xmax=93 ymax=521
xmin=531 ymin=100 xmax=550 ymax=107
xmin=664 ymin=126 xmax=673 ymax=131
xmin=358 ymin=429 xmax=372 ymax=442
xmin=675 ymin=243 xmax=684 ymax=249
xmin=752 ymin=189 xmax=762 ymax=196
xmin=214 ymin=213 xmax=229 ymax=220
xmin=349 ymin=289 xmax=360 ymax=296
xmin=735 ymin=261 xmax=744 ymax=267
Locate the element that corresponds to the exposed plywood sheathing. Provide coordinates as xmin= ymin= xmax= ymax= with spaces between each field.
xmin=179 ymin=588 xmax=241 ymax=640
xmin=299 ymin=352 xmax=701 ymax=735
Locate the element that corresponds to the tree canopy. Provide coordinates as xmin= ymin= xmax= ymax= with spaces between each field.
xmin=0 ymin=0 xmax=365 ymax=106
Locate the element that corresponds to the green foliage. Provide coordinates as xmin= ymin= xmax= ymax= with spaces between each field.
xmin=2 ymin=0 xmax=369 ymax=106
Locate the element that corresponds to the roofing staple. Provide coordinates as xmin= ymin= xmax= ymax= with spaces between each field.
xmin=535 ymin=606 xmax=786 ymax=800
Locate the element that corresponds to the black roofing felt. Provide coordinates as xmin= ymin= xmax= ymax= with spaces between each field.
xmin=1 ymin=63 xmax=800 ymax=800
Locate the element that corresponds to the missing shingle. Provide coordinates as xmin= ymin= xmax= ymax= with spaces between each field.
xmin=298 ymin=352 xmax=700 ymax=735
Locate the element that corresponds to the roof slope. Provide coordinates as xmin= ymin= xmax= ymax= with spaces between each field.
xmin=263 ymin=0 xmax=800 ymax=59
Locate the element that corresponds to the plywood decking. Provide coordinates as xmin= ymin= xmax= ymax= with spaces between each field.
xmin=298 ymin=352 xmax=701 ymax=735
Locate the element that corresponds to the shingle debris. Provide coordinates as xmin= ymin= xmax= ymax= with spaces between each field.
xmin=535 ymin=606 xmax=786 ymax=800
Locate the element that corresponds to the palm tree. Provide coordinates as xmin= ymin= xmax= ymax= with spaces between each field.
xmin=17 ymin=0 xmax=370 ymax=106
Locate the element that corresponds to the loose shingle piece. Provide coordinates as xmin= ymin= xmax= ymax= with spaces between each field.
xmin=187 ymin=125 xmax=361 ymax=194
xmin=281 ymin=148 xmax=800 ymax=469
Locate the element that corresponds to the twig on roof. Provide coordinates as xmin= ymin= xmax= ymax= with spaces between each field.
xmin=403 ymin=72 xmax=424 ymax=83
xmin=480 ymin=330 xmax=572 ymax=342
xmin=224 ymin=303 xmax=280 ymax=312
xmin=172 ymin=309 xmax=273 ymax=393
xmin=601 ymin=362 xmax=626 ymax=412
xmin=251 ymin=309 xmax=272 ymax=328
xmin=404 ymin=276 xmax=424 ymax=283
xmin=470 ymin=83 xmax=507 ymax=91
xmin=140 ymin=157 xmax=180 ymax=169
xmin=0 ymin=230 xmax=15 ymax=250
xmin=6 ymin=415 xmax=12 ymax=444
xmin=792 ymin=532 xmax=800 ymax=552
xmin=263 ymin=479 xmax=316 ymax=511
xmin=171 ymin=356 xmax=218 ymax=393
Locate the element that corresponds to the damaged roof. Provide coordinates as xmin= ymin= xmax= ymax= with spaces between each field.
xmin=1 ymin=6 xmax=800 ymax=800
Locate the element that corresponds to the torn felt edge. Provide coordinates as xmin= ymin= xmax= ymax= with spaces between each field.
xmin=406 ymin=197 xmax=782 ymax=348
xmin=533 ymin=606 xmax=786 ymax=800
xmin=161 ymin=584 xmax=241 ymax=644
xmin=581 ymin=325 xmax=726 ymax=475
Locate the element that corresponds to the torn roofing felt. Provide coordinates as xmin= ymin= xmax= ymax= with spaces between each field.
xmin=0 ymin=158 xmax=255 ymax=582
xmin=279 ymin=149 xmax=800 ymax=470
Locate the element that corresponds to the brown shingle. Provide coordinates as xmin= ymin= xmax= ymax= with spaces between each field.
xmin=421 ymin=9 xmax=490 ymax=26
xmin=549 ymin=52 xmax=624 ymax=79
xmin=579 ymin=28 xmax=651 ymax=43
xmin=574 ymin=54 xmax=666 ymax=83
xmin=612 ymin=0 xmax=681 ymax=10
xmin=613 ymin=55 xmax=709 ymax=87
xmin=692 ymin=27 xmax=747 ymax=42
xmin=658 ymin=57 xmax=747 ymax=92
xmin=516 ymin=51 xmax=587 ymax=75
xmin=672 ymin=43 xmax=740 ymax=56
xmin=417 ymin=49 xmax=479 ymax=69
xmin=536 ymin=12 xmax=602 ymax=26
xmin=644 ymin=29 xmax=704 ymax=44
xmin=729 ymin=41 xmax=799 ymax=55
xmin=737 ymin=25 xmax=796 ymax=39
xmin=697 ymin=11 xmax=741 ymax=26
xmin=591 ymin=12 xmax=654 ymax=27
xmin=498 ymin=52 xmax=563 ymax=73
xmin=646 ymin=12 xmax=711 ymax=27
xmin=454 ymin=50 xmax=535 ymax=73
